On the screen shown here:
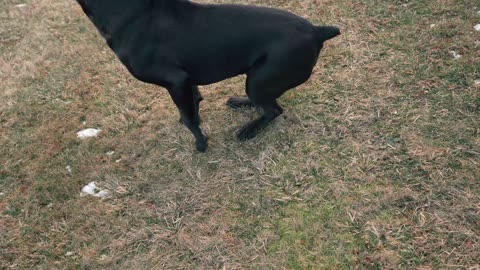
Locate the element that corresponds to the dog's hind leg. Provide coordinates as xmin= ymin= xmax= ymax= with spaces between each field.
xmin=237 ymin=41 xmax=318 ymax=141
xmin=169 ymin=83 xmax=208 ymax=152
xmin=236 ymin=70 xmax=286 ymax=141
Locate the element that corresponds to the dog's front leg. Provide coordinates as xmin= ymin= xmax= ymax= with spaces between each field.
xmin=180 ymin=86 xmax=204 ymax=124
xmin=169 ymin=84 xmax=208 ymax=152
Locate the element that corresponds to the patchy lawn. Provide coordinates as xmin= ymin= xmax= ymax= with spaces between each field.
xmin=1 ymin=0 xmax=479 ymax=269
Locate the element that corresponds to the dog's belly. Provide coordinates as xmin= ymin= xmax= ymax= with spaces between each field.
xmin=173 ymin=45 xmax=257 ymax=85
xmin=184 ymin=57 xmax=252 ymax=86
xmin=188 ymin=69 xmax=245 ymax=86
xmin=177 ymin=38 xmax=270 ymax=85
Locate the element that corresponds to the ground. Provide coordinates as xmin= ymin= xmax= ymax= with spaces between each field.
xmin=1 ymin=0 xmax=479 ymax=269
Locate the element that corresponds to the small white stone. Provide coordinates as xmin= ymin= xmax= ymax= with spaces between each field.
xmin=96 ymin=190 xmax=109 ymax=197
xmin=475 ymin=24 xmax=480 ymax=32
xmin=0 ymin=192 xmax=5 ymax=196
xmin=77 ymin=128 xmax=102 ymax=139
xmin=66 ymin=165 xmax=72 ymax=173
xmin=449 ymin=51 xmax=462 ymax=59
xmin=65 ymin=252 xmax=74 ymax=256
xmin=106 ymin=151 xmax=115 ymax=156
xmin=81 ymin=182 xmax=96 ymax=195
xmin=430 ymin=24 xmax=436 ymax=28
xmin=474 ymin=79 xmax=480 ymax=86
xmin=81 ymin=182 xmax=109 ymax=198
xmin=15 ymin=4 xmax=27 ymax=8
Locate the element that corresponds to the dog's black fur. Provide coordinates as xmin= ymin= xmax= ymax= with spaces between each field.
xmin=76 ymin=0 xmax=340 ymax=152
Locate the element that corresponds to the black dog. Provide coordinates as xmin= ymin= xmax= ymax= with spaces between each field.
xmin=76 ymin=0 xmax=340 ymax=152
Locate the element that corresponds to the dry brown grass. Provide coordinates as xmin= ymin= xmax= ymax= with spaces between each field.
xmin=1 ymin=0 xmax=479 ymax=269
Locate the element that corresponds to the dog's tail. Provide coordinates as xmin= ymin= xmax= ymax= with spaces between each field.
xmin=314 ymin=26 xmax=341 ymax=43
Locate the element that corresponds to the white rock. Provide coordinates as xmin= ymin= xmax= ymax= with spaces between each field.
xmin=475 ymin=24 xmax=480 ymax=32
xmin=106 ymin=151 xmax=115 ymax=156
xmin=81 ymin=182 xmax=109 ymax=198
xmin=0 ymin=192 xmax=5 ymax=196
xmin=66 ymin=165 xmax=72 ymax=173
xmin=15 ymin=4 xmax=27 ymax=8
xmin=77 ymin=128 xmax=102 ymax=139
xmin=474 ymin=79 xmax=480 ymax=86
xmin=65 ymin=252 xmax=74 ymax=256
xmin=449 ymin=51 xmax=462 ymax=59
xmin=430 ymin=24 xmax=436 ymax=28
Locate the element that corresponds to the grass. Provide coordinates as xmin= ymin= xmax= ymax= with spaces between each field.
xmin=1 ymin=0 xmax=479 ymax=269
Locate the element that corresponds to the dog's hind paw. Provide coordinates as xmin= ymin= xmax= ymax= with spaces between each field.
xmin=237 ymin=122 xmax=259 ymax=141
xmin=226 ymin=97 xmax=255 ymax=109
